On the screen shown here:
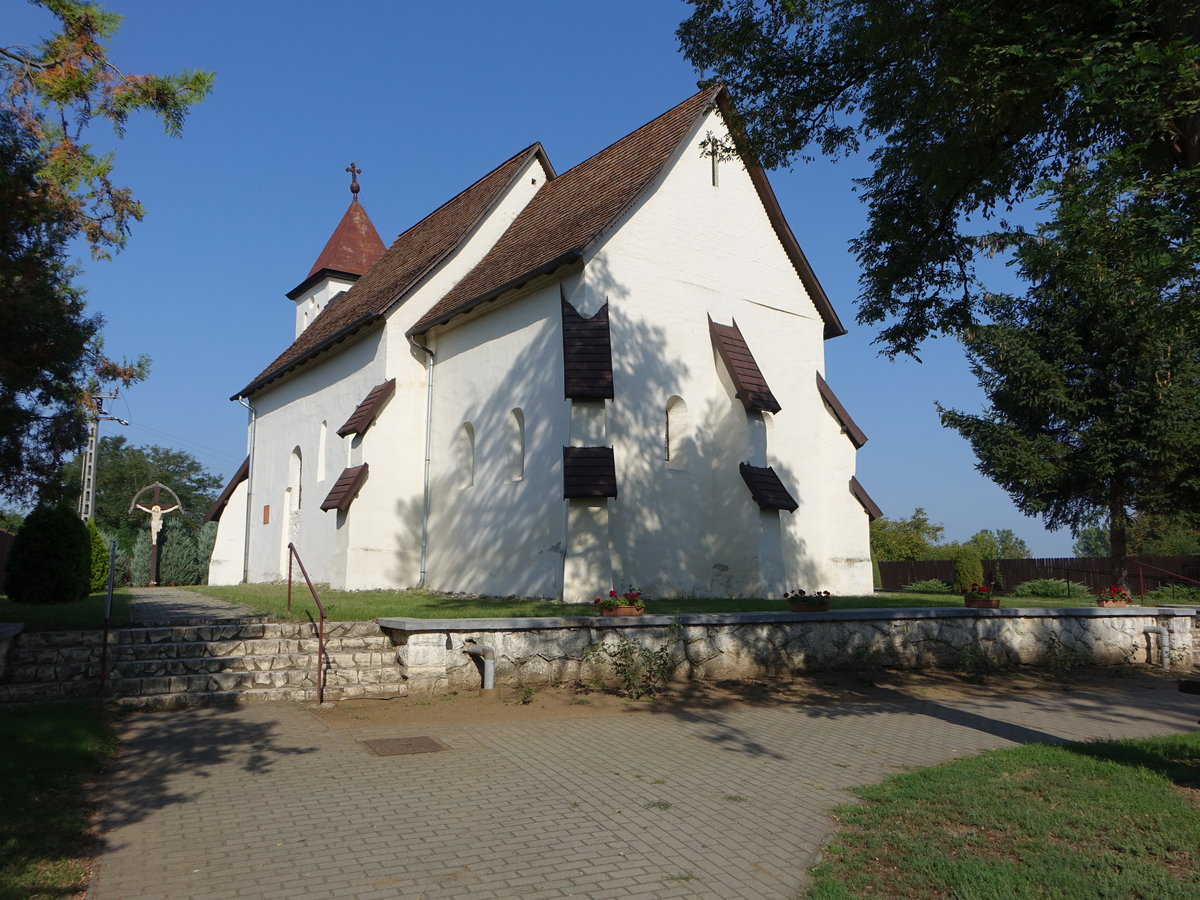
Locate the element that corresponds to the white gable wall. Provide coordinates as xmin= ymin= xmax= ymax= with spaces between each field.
xmin=573 ymin=106 xmax=871 ymax=596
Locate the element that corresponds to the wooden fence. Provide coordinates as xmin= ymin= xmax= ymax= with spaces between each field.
xmin=878 ymin=555 xmax=1200 ymax=596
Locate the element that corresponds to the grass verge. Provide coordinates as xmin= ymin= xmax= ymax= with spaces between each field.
xmin=185 ymin=584 xmax=1100 ymax=622
xmin=0 ymin=701 xmax=118 ymax=900
xmin=0 ymin=591 xmax=130 ymax=631
xmin=807 ymin=732 xmax=1200 ymax=899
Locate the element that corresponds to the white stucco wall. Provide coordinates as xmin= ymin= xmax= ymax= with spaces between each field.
xmin=291 ymin=276 xmax=356 ymax=339
xmin=421 ymin=283 xmax=569 ymax=597
xmin=241 ymin=329 xmax=387 ymax=584
xmin=565 ymin=106 xmax=872 ymax=597
xmin=206 ymin=478 xmax=248 ymax=585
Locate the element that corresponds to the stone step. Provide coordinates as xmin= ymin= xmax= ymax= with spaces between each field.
xmin=107 ymin=664 xmax=402 ymax=695
xmin=9 ymin=620 xmax=386 ymax=650
xmin=111 ymin=681 xmax=406 ymax=709
xmin=111 ymin=650 xmax=398 ymax=678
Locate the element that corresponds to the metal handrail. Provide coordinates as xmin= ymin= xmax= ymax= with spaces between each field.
xmin=286 ymin=542 xmax=327 ymax=704
xmin=1133 ymin=559 xmax=1200 ymax=600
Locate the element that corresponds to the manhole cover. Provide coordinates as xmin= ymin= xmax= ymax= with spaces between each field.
xmin=361 ymin=736 xmax=448 ymax=757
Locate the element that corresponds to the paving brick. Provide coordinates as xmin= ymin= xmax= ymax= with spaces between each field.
xmin=87 ymin=671 xmax=1200 ymax=900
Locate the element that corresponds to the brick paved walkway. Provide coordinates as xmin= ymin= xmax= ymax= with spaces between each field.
xmin=125 ymin=586 xmax=265 ymax=626
xmin=90 ymin=677 xmax=1198 ymax=899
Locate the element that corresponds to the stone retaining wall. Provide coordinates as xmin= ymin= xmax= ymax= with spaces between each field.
xmin=379 ymin=607 xmax=1199 ymax=696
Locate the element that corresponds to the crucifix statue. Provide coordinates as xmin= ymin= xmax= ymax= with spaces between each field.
xmin=130 ymin=482 xmax=183 ymax=586
xmin=346 ymin=161 xmax=361 ymax=198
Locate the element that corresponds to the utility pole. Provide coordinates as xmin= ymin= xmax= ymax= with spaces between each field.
xmin=78 ymin=391 xmax=129 ymax=521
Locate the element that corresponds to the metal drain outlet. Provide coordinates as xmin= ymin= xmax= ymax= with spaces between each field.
xmin=360 ymin=736 xmax=448 ymax=757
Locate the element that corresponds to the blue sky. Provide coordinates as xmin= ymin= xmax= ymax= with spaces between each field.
xmin=12 ymin=0 xmax=1076 ymax=556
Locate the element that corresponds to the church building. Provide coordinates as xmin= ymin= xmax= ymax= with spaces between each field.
xmin=206 ymin=85 xmax=881 ymax=600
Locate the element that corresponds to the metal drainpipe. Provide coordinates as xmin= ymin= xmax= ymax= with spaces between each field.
xmin=463 ymin=643 xmax=496 ymax=690
xmin=237 ymin=396 xmax=257 ymax=584
xmin=1144 ymin=624 xmax=1172 ymax=670
xmin=408 ymin=335 xmax=435 ymax=587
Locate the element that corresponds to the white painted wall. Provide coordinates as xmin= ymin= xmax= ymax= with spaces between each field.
xmin=241 ymin=329 xmax=387 ymax=584
xmin=567 ymin=105 xmax=872 ymax=596
xmin=206 ymin=478 xmax=247 ymax=585
xmin=291 ymin=276 xmax=356 ymax=338
xmin=422 ymin=283 xmax=570 ymax=597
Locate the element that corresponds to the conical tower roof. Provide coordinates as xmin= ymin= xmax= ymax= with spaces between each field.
xmin=308 ymin=195 xmax=386 ymax=277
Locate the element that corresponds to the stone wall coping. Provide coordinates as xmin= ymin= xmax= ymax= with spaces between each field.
xmin=0 ymin=623 xmax=24 ymax=640
xmin=378 ymin=605 xmax=1199 ymax=633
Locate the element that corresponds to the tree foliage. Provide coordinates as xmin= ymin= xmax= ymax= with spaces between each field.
xmin=965 ymin=529 xmax=1031 ymax=560
xmin=3 ymin=504 xmax=90 ymax=603
xmin=52 ymin=435 xmax=222 ymax=551
xmin=869 ymin=507 xmax=945 ymax=561
xmin=678 ymin=0 xmax=1200 ymax=357
xmin=0 ymin=2 xmax=211 ymax=504
xmin=939 ymin=171 xmax=1200 ymax=585
xmin=2 ymin=1 xmax=214 ymax=254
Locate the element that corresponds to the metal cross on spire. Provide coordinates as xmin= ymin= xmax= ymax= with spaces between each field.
xmin=346 ymin=161 xmax=361 ymax=198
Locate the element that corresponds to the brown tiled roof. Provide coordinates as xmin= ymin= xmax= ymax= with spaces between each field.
xmin=562 ymin=297 xmax=613 ymax=400
xmin=739 ymin=463 xmax=798 ymax=512
xmin=816 ymin=372 xmax=868 ymax=448
xmin=321 ymin=464 xmax=369 ymax=512
xmin=849 ymin=476 xmax=883 ymax=520
xmin=236 ymin=144 xmax=550 ymax=398
xmin=337 ymin=379 xmax=395 ymax=437
xmin=710 ymin=317 xmax=781 ymax=413
xmin=410 ymin=86 xmax=724 ymax=335
xmin=203 ymin=456 xmax=249 ymax=523
xmin=563 ymin=446 xmax=617 ymax=498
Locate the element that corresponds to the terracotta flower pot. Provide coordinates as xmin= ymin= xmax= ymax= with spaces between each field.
xmin=788 ymin=600 xmax=829 ymax=613
xmin=964 ymin=596 xmax=1000 ymax=609
xmin=1096 ymin=599 xmax=1130 ymax=608
xmin=601 ymin=606 xmax=644 ymax=617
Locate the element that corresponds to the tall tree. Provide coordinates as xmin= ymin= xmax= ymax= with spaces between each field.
xmin=678 ymin=0 xmax=1200 ymax=356
xmin=938 ymin=174 xmax=1200 ymax=586
xmin=964 ymin=529 xmax=1030 ymax=560
xmin=0 ymin=1 xmax=212 ymax=503
xmin=869 ymin=507 xmax=945 ymax=561
xmin=52 ymin=435 xmax=222 ymax=550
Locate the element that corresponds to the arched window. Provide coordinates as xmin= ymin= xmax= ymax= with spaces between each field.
xmin=509 ymin=408 xmax=525 ymax=482
xmin=317 ymin=420 xmax=327 ymax=481
xmin=459 ymin=422 xmax=475 ymax=488
xmin=665 ymin=396 xmax=688 ymax=470
xmin=287 ymin=446 xmax=302 ymax=510
xmin=761 ymin=410 xmax=775 ymax=466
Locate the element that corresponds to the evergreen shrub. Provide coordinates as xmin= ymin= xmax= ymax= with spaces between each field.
xmin=1012 ymin=578 xmax=1091 ymax=598
xmin=85 ymin=518 xmax=110 ymax=592
xmin=3 ymin=506 xmax=91 ymax=603
xmin=903 ymin=578 xmax=954 ymax=594
xmin=952 ymin=545 xmax=985 ymax=593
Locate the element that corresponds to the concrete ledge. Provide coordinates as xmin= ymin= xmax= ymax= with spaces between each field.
xmin=377 ymin=605 xmax=1199 ymax=695
xmin=378 ymin=605 xmax=1200 ymax=633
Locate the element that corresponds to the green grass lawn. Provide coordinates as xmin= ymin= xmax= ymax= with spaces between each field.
xmin=807 ymin=732 xmax=1200 ymax=899
xmin=0 ymin=701 xmax=118 ymax=900
xmin=0 ymin=590 xmax=130 ymax=631
xmin=184 ymin=583 xmax=1103 ymax=623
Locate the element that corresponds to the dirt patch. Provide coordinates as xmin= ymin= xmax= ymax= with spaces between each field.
xmin=310 ymin=665 xmax=1183 ymax=730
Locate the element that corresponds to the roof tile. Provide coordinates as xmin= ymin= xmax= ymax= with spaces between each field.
xmin=321 ymin=464 xmax=369 ymax=512
xmin=711 ymin=318 xmax=781 ymax=413
xmin=338 ymin=379 xmax=395 ymax=437
xmin=410 ymin=86 xmax=723 ymax=334
xmin=563 ymin=446 xmax=617 ymax=498
xmin=816 ymin=372 xmax=868 ymax=448
xmin=562 ymin=298 xmax=614 ymax=399
xmin=237 ymin=145 xmax=547 ymax=397
xmin=739 ymin=463 xmax=798 ymax=512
